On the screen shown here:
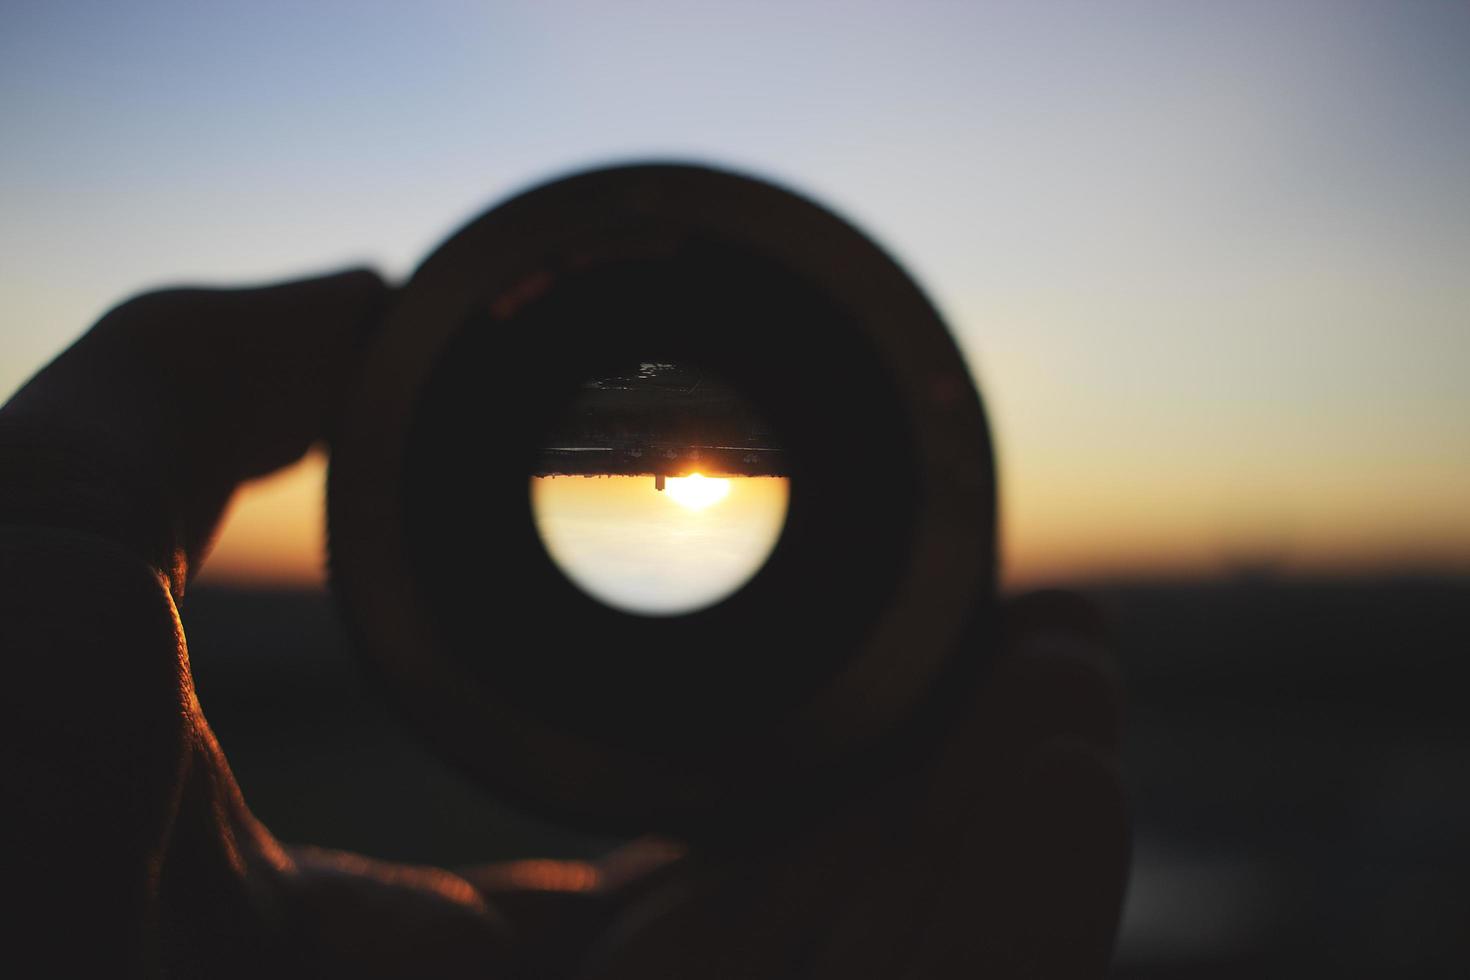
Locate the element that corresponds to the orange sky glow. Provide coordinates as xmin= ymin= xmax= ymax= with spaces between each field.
xmin=7 ymin=3 xmax=1467 ymax=595
xmin=196 ymin=442 xmax=1470 ymax=595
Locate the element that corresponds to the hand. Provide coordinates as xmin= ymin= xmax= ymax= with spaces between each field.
xmin=3 ymin=270 xmax=515 ymax=977
xmin=2 ymin=268 xmax=389 ymax=584
xmin=1 ymin=272 xmax=1128 ymax=977
xmin=470 ymin=591 xmax=1129 ymax=979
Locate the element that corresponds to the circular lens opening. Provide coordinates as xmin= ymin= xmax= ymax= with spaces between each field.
xmin=530 ymin=361 xmax=789 ymax=616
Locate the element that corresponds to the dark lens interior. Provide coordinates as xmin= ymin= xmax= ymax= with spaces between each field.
xmin=402 ymin=238 xmax=919 ymax=755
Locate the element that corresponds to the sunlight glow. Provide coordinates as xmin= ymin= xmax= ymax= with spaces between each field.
xmin=664 ymin=473 xmax=730 ymax=510
xmin=530 ymin=475 xmax=790 ymax=616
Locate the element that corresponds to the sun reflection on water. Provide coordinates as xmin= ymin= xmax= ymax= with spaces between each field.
xmin=664 ymin=473 xmax=730 ymax=510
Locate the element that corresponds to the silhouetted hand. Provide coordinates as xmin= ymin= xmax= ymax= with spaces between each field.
xmin=2 ymin=269 xmax=389 ymax=588
xmin=472 ymin=591 xmax=1128 ymax=979
xmin=0 ymin=271 xmax=1128 ymax=977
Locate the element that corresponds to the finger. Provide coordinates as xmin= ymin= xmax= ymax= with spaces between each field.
xmin=4 ymin=268 xmax=390 ymax=583
xmin=590 ymin=592 xmax=1129 ymax=979
xmin=216 ymin=268 xmax=390 ymax=473
xmin=893 ymin=592 xmax=1128 ymax=977
xmin=1002 ymin=588 xmax=1111 ymax=646
xmin=833 ymin=589 xmax=1121 ymax=889
xmin=991 ymin=590 xmax=1123 ymax=753
xmin=104 ymin=267 xmax=391 ymax=481
xmin=460 ymin=840 xmax=687 ymax=976
xmin=803 ymin=591 xmax=1127 ymax=977
xmin=900 ymin=737 xmax=1129 ymax=979
xmin=6 ymin=267 xmax=389 ymax=485
xmin=278 ymin=845 xmax=511 ymax=979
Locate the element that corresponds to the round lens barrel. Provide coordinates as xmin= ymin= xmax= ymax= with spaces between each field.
xmin=328 ymin=163 xmax=996 ymax=838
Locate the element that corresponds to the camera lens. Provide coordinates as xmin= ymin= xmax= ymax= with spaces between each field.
xmin=402 ymin=246 xmax=906 ymax=744
xmin=328 ymin=164 xmax=995 ymax=836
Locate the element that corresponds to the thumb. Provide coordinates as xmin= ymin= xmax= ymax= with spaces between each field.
xmin=92 ymin=267 xmax=391 ymax=482
xmin=19 ymin=267 xmax=390 ymax=483
xmin=3 ymin=266 xmax=391 ymax=581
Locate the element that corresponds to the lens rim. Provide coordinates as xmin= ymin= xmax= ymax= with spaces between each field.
xmin=328 ymin=163 xmax=995 ymax=835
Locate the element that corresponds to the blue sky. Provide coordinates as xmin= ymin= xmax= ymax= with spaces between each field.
xmin=4 ymin=1 xmax=1468 ymax=582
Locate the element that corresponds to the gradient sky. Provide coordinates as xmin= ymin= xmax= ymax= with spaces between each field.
xmin=3 ymin=1 xmax=1467 ymax=589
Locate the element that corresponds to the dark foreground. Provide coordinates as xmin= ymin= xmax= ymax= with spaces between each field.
xmin=182 ymin=575 xmax=1470 ymax=977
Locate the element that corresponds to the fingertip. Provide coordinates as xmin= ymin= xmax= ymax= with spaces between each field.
xmin=985 ymin=590 xmax=1124 ymax=752
xmin=237 ymin=269 xmax=395 ymax=384
xmin=1002 ymin=589 xmax=1112 ymax=647
xmin=306 ymin=265 xmax=392 ymax=301
xmin=102 ymin=265 xmax=393 ymax=325
xmin=262 ymin=266 xmax=393 ymax=330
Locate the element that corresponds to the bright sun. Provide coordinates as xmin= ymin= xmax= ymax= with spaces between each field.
xmin=665 ymin=473 xmax=730 ymax=510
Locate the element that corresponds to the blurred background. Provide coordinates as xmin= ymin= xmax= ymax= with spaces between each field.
xmin=3 ymin=1 xmax=1467 ymax=974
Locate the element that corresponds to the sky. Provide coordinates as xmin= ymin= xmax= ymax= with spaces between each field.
xmin=2 ymin=0 xmax=1467 ymax=590
xmin=532 ymin=475 xmax=789 ymax=615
